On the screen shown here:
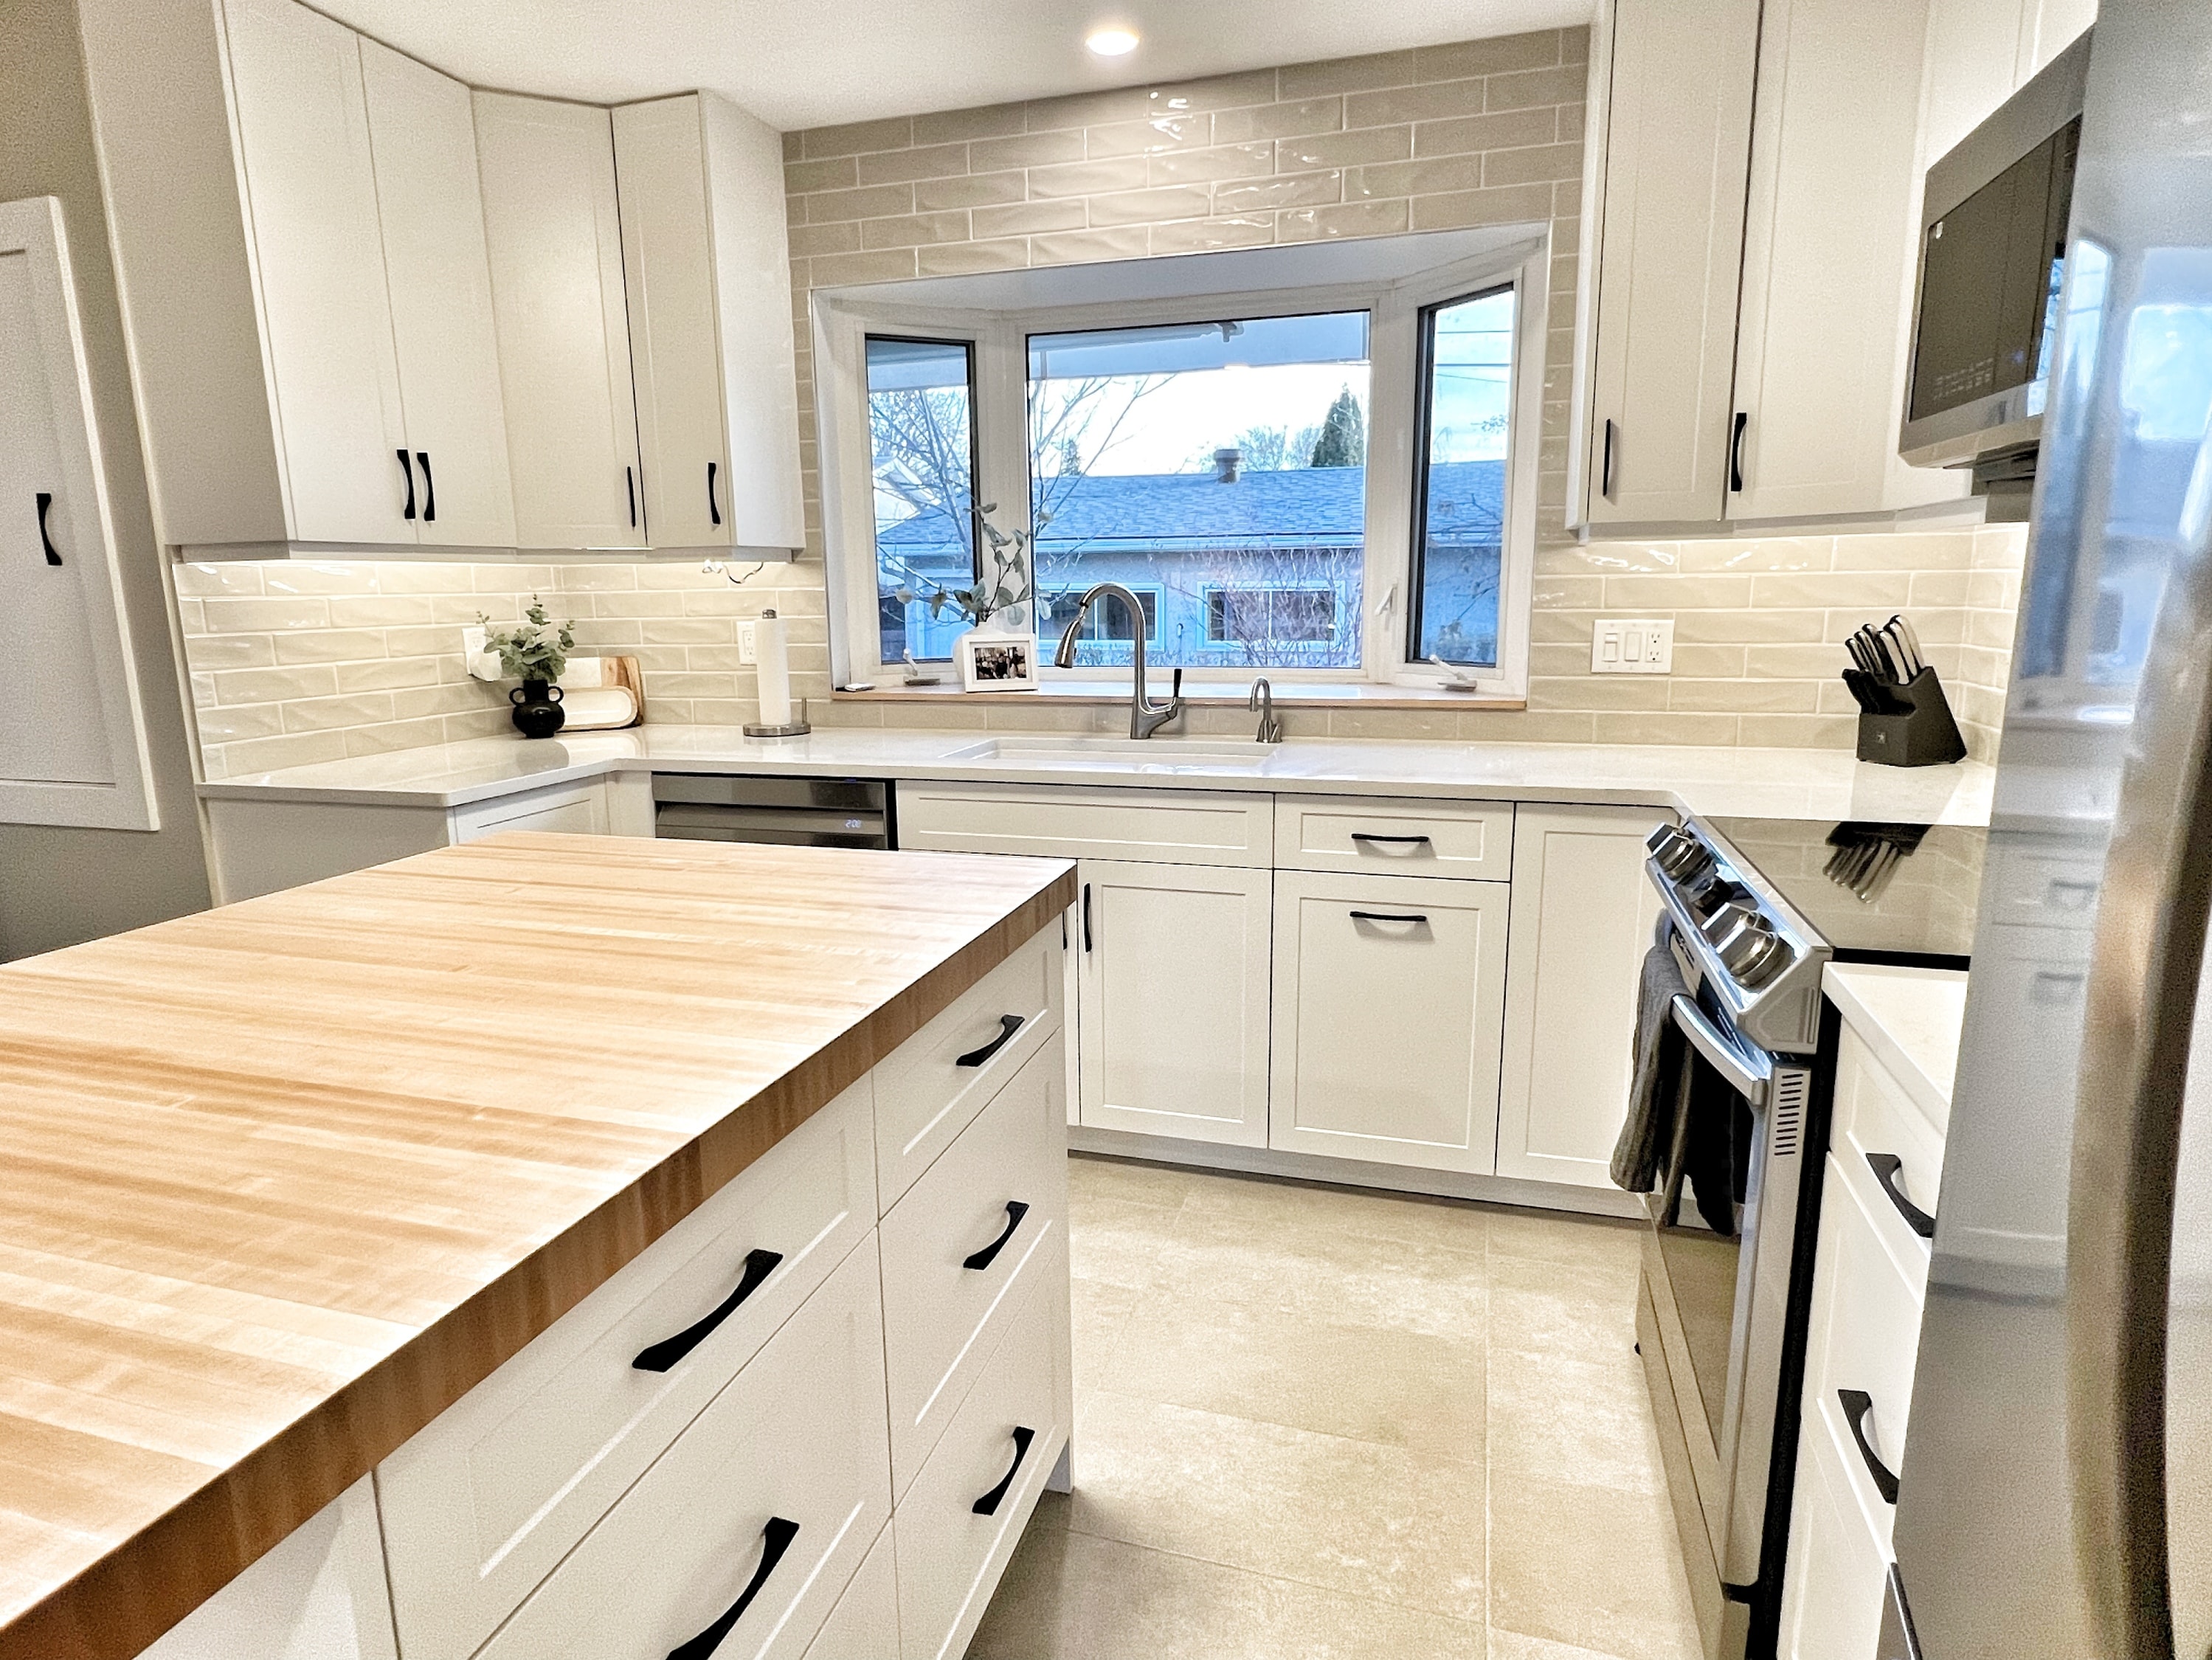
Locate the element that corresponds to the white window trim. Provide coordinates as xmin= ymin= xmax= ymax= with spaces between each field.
xmin=814 ymin=230 xmax=1550 ymax=697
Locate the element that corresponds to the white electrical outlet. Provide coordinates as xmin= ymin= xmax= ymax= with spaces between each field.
xmin=1591 ymin=618 xmax=1675 ymax=674
xmin=460 ymin=625 xmax=502 ymax=683
xmin=738 ymin=622 xmax=758 ymax=664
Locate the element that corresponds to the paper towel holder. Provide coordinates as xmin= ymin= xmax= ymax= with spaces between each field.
xmin=744 ymin=609 xmax=811 ymax=738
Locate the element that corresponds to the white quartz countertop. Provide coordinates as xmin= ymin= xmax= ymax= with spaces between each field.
xmin=1824 ymin=962 xmax=1971 ymax=1121
xmin=197 ymin=727 xmax=1997 ymax=825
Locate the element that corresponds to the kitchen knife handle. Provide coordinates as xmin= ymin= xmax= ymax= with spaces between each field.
xmin=396 ymin=450 xmax=415 ymax=521
xmin=962 ymin=1200 xmax=1031 ymax=1271
xmin=416 ymin=452 xmax=435 ymax=524
xmin=1867 ymin=1152 xmax=1936 ymax=1239
xmin=665 ymin=1517 xmax=799 ymax=1660
xmin=1839 ymin=1388 xmax=1901 ymax=1504
xmin=632 ymin=1247 xmax=784 ymax=1372
xmin=1729 ymin=411 xmax=1749 ymax=494
xmin=972 ymin=1425 xmax=1036 ymax=1515
xmin=35 ymin=493 xmax=61 ymax=565
xmin=955 ymin=1014 xmax=1024 ymax=1068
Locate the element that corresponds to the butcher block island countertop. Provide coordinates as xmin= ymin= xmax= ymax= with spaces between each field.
xmin=0 ymin=834 xmax=1076 ymax=1660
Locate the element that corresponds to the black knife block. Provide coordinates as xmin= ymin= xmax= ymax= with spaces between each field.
xmin=1852 ymin=666 xmax=1967 ymax=767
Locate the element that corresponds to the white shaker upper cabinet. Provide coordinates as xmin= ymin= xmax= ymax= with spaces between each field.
xmin=357 ymin=41 xmax=515 ymax=550
xmin=474 ymin=93 xmax=646 ymax=552
xmin=1729 ymin=0 xmax=1969 ymax=522
xmin=0 ymin=198 xmax=157 ymax=831
xmin=1575 ymin=0 xmax=1761 ymax=528
xmin=220 ymin=0 xmax=411 ymax=547
xmin=613 ymin=94 xmax=804 ymax=558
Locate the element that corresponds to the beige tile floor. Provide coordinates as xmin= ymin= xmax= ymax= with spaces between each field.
xmin=968 ymin=1155 xmax=1706 ymax=1660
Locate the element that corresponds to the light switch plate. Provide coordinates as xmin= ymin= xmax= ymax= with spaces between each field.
xmin=1591 ymin=618 xmax=1674 ymax=674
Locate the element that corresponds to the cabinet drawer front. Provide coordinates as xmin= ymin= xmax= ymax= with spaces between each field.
xmin=450 ymin=780 xmax=606 ymax=842
xmin=897 ymin=781 xmax=1273 ymax=868
xmin=876 ymin=928 xmax=1058 ymax=1211
xmin=882 ymin=1037 xmax=1068 ymax=1497
xmin=476 ymin=1240 xmax=892 ymax=1660
xmin=894 ymin=1247 xmax=1071 ymax=1660
xmin=379 ymin=1081 xmax=877 ymax=1660
xmin=801 ymin=1521 xmax=899 ymax=1660
xmin=1803 ymin=1153 xmax=1924 ymax=1538
xmin=1268 ymin=870 xmax=1510 ymax=1175
xmin=1779 ymin=1386 xmax=1895 ymax=1660
xmin=1273 ymin=795 xmax=1513 ymax=879
xmin=1831 ymin=1026 xmax=1945 ymax=1259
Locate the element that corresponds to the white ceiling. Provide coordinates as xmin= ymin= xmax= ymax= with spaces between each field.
xmin=311 ymin=0 xmax=1597 ymax=132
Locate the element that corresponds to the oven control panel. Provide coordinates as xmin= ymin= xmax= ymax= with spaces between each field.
xmin=1646 ymin=820 xmax=1831 ymax=1054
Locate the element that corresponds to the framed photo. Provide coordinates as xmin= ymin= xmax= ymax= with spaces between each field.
xmin=956 ymin=632 xmax=1040 ymax=692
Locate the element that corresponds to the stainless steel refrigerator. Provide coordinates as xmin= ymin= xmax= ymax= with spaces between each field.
xmin=1889 ymin=0 xmax=2212 ymax=1653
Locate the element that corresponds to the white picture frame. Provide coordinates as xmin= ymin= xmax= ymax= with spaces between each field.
xmin=957 ymin=632 xmax=1040 ymax=692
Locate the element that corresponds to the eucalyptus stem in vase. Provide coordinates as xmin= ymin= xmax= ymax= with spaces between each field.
xmin=480 ymin=597 xmax=577 ymax=738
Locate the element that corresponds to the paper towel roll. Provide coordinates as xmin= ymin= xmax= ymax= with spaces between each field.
xmin=755 ymin=612 xmax=793 ymax=726
xmin=556 ymin=685 xmax=637 ymax=730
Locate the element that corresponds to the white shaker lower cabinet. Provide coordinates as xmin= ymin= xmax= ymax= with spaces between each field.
xmin=1077 ymin=858 xmax=1273 ymax=1147
xmin=801 ymin=1524 xmax=902 ymax=1659
xmin=1495 ymin=804 xmax=1672 ymax=1188
xmin=1268 ymin=870 xmax=1509 ymax=1175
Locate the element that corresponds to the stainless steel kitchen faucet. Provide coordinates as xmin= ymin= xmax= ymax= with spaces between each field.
xmin=1051 ymin=582 xmax=1183 ymax=739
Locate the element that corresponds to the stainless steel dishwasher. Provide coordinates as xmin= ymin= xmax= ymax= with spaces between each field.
xmin=649 ymin=775 xmax=894 ymax=849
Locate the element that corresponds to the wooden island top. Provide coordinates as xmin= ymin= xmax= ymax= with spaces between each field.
xmin=0 ymin=834 xmax=1075 ymax=1660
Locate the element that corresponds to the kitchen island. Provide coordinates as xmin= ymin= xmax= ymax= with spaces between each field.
xmin=0 ymin=834 xmax=1076 ymax=1660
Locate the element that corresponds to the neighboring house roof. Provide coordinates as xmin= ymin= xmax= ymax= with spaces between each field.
xmin=877 ymin=459 xmax=1505 ymax=559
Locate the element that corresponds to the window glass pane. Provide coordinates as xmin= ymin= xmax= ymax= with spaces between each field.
xmin=1412 ymin=288 xmax=1515 ymax=668
xmin=867 ymin=336 xmax=976 ymax=663
xmin=1028 ymin=311 xmax=1370 ymax=670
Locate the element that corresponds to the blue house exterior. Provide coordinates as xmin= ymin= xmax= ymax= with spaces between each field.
xmin=876 ymin=459 xmax=1505 ymax=670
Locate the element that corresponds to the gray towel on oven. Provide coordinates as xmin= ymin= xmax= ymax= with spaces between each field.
xmin=1611 ymin=919 xmax=1689 ymax=1193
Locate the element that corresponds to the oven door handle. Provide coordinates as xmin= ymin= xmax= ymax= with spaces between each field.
xmin=1671 ymin=993 xmax=1772 ymax=1105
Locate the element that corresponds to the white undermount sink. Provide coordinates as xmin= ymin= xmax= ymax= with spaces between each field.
xmin=943 ymin=736 xmax=1276 ymax=773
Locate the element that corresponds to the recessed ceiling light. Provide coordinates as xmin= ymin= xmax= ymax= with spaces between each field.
xmin=1085 ymin=26 xmax=1139 ymax=56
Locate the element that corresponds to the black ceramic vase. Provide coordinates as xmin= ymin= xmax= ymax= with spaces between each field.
xmin=509 ymin=679 xmax=566 ymax=738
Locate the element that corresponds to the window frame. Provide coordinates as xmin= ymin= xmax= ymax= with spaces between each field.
xmin=1406 ymin=282 xmax=1519 ymax=674
xmin=815 ymin=232 xmax=1549 ymax=697
xmin=861 ymin=333 xmax=984 ymax=663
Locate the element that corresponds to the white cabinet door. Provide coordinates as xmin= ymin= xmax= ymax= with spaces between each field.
xmin=0 ymin=196 xmax=156 ymax=829
xmin=614 ymin=97 xmax=726 ymax=551
xmin=1496 ymin=804 xmax=1670 ymax=1188
xmin=1077 ymin=858 xmax=1271 ymax=1147
xmin=357 ymin=40 xmax=515 ymax=550
xmin=1920 ymin=0 xmax=2033 ymax=161
xmin=474 ymin=91 xmax=646 ymax=550
xmin=1777 ymin=1397 xmax=1895 ymax=1660
xmin=1580 ymin=0 xmax=1760 ymax=526
xmin=1730 ymin=0 xmax=1968 ymax=521
xmin=1269 ymin=871 xmax=1509 ymax=1175
xmin=448 ymin=779 xmax=609 ymax=842
xmin=221 ymin=0 xmax=410 ymax=545
xmin=2019 ymin=0 xmax=2095 ymax=78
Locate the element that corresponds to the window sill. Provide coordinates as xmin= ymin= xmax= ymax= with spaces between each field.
xmin=832 ymin=679 xmax=1526 ymax=712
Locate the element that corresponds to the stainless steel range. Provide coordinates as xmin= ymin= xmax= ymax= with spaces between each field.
xmin=1634 ymin=814 xmax=1985 ymax=1660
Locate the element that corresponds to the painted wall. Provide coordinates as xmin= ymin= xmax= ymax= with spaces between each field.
xmin=0 ymin=0 xmax=211 ymax=958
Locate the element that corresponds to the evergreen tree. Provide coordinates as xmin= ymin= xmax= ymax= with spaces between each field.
xmin=1308 ymin=386 xmax=1366 ymax=468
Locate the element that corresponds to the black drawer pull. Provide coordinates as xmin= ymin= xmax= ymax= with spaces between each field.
xmin=708 ymin=460 xmax=721 ymax=526
xmin=1866 ymin=1152 xmax=1935 ymax=1239
xmin=972 ymin=1425 xmax=1036 ymax=1516
xmin=962 ymin=1200 xmax=1031 ymax=1272
xmin=955 ymin=1013 xmax=1025 ymax=1068
xmin=1839 ymin=1388 xmax=1900 ymax=1504
xmin=632 ymin=1247 xmax=784 ymax=1373
xmin=396 ymin=449 xmax=415 ymax=520
xmin=1082 ymin=883 xmax=1092 ymax=952
xmin=1349 ymin=833 xmax=1432 ymax=848
xmin=666 ymin=1515 xmax=799 ymax=1660
xmin=1349 ymin=910 xmax=1429 ymax=927
xmin=626 ymin=464 xmax=637 ymax=528
xmin=35 ymin=493 xmax=61 ymax=565
xmin=416 ymin=451 xmax=435 ymax=523
xmin=1729 ymin=409 xmax=1749 ymax=494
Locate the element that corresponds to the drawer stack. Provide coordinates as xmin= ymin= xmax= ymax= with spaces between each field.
xmin=1779 ymin=1006 xmax=1952 ymax=1659
xmin=374 ymin=926 xmax=1071 ymax=1660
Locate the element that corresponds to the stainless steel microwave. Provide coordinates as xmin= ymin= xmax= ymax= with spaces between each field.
xmin=1898 ymin=29 xmax=2092 ymax=500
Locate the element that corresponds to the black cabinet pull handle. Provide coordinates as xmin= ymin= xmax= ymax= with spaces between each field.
xmin=416 ymin=452 xmax=435 ymax=523
xmin=1349 ymin=833 xmax=1432 ymax=848
xmin=955 ymin=1014 xmax=1024 ymax=1068
xmin=962 ymin=1200 xmax=1031 ymax=1272
xmin=1838 ymin=1388 xmax=1900 ymax=1504
xmin=1729 ymin=410 xmax=1749 ymax=494
xmin=35 ymin=493 xmax=61 ymax=565
xmin=666 ymin=1515 xmax=799 ymax=1660
xmin=1349 ymin=910 xmax=1429 ymax=926
xmin=1601 ymin=417 xmax=1617 ymax=499
xmin=1082 ymin=882 xmax=1092 ymax=953
xmin=396 ymin=450 xmax=415 ymax=520
xmin=632 ymin=1247 xmax=784 ymax=1373
xmin=626 ymin=465 xmax=637 ymax=528
xmin=1866 ymin=1152 xmax=1936 ymax=1239
xmin=708 ymin=460 xmax=721 ymax=527
xmin=972 ymin=1425 xmax=1036 ymax=1516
